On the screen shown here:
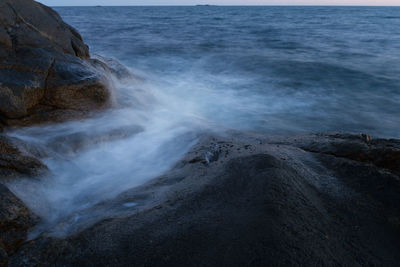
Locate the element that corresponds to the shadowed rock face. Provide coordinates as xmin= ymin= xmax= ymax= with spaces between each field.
xmin=0 ymin=184 xmax=38 ymax=266
xmin=0 ymin=0 xmax=89 ymax=58
xmin=0 ymin=135 xmax=47 ymax=182
xmin=0 ymin=0 xmax=110 ymax=124
xmin=6 ymin=133 xmax=400 ymax=266
xmin=0 ymin=135 xmax=44 ymax=266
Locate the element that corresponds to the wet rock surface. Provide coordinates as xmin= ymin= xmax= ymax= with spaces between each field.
xmin=0 ymin=135 xmax=47 ymax=182
xmin=0 ymin=0 xmax=118 ymax=126
xmin=0 ymin=133 xmax=45 ymax=266
xmin=5 ymin=133 xmax=400 ymax=266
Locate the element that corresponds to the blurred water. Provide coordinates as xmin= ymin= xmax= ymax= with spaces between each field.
xmin=5 ymin=6 xmax=400 ymax=236
xmin=57 ymin=6 xmax=400 ymax=137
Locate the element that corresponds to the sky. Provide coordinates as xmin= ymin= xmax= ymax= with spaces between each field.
xmin=36 ymin=0 xmax=400 ymax=6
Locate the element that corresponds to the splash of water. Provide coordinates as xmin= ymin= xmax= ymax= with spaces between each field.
xmin=5 ymin=70 xmax=208 ymax=237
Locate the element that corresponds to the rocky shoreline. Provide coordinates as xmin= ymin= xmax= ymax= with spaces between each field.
xmin=0 ymin=1 xmax=399 ymax=266
xmin=1 ymin=132 xmax=399 ymax=266
xmin=0 ymin=0 xmax=131 ymax=128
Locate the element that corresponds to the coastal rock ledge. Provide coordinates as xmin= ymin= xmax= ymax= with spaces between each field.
xmin=0 ymin=0 xmax=115 ymax=127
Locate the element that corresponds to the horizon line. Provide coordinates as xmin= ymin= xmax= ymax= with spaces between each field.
xmin=50 ymin=4 xmax=400 ymax=7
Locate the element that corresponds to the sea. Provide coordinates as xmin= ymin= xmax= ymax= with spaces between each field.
xmin=6 ymin=6 xmax=400 ymax=236
xmin=57 ymin=6 xmax=400 ymax=137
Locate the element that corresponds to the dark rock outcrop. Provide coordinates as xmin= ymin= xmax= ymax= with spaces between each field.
xmin=0 ymin=0 xmax=112 ymax=126
xmin=0 ymin=134 xmax=45 ymax=266
xmin=296 ymin=133 xmax=400 ymax=177
xmin=7 ymin=133 xmax=400 ymax=266
xmin=0 ymin=0 xmax=89 ymax=59
xmin=0 ymin=184 xmax=38 ymax=266
xmin=0 ymin=2 xmax=133 ymax=263
xmin=0 ymin=135 xmax=47 ymax=181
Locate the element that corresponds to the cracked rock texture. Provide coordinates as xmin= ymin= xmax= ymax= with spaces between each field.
xmin=0 ymin=0 xmax=111 ymax=126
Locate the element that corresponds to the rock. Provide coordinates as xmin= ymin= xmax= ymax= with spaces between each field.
xmin=0 ymin=135 xmax=47 ymax=182
xmin=42 ymin=56 xmax=110 ymax=111
xmin=0 ymin=135 xmax=45 ymax=265
xmin=4 ymin=105 xmax=93 ymax=127
xmin=8 ymin=133 xmax=400 ymax=266
xmin=293 ymin=133 xmax=400 ymax=212
xmin=0 ymin=0 xmax=89 ymax=58
xmin=0 ymin=245 xmax=7 ymax=266
xmin=0 ymin=135 xmax=19 ymax=154
xmin=0 ymin=153 xmax=47 ymax=181
xmin=0 ymin=0 xmax=118 ymax=125
xmin=0 ymin=184 xmax=38 ymax=266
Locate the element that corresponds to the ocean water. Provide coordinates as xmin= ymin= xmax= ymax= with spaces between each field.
xmin=57 ymin=6 xmax=400 ymax=136
xmin=6 ymin=6 xmax=400 ymax=236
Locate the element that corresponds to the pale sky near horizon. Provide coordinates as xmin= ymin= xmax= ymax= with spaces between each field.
xmin=36 ymin=0 xmax=400 ymax=6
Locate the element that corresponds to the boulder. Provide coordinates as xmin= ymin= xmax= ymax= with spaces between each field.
xmin=0 ymin=0 xmax=112 ymax=125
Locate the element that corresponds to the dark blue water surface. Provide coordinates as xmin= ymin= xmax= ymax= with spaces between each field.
xmin=55 ymin=6 xmax=400 ymax=138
